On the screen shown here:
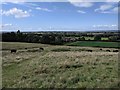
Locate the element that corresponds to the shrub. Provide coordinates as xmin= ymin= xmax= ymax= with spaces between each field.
xmin=106 ymin=50 xmax=111 ymax=52
xmin=11 ymin=49 xmax=17 ymax=53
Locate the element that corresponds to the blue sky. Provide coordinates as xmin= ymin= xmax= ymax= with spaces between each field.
xmin=0 ymin=1 xmax=119 ymax=32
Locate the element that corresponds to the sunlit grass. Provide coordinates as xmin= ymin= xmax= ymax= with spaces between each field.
xmin=2 ymin=42 xmax=119 ymax=88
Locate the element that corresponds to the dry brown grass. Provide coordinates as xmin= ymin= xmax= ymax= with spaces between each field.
xmin=2 ymin=42 xmax=119 ymax=88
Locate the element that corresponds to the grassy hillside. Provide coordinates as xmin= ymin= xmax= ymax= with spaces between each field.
xmin=2 ymin=42 xmax=119 ymax=88
xmin=65 ymin=41 xmax=119 ymax=48
xmin=1 ymin=42 xmax=50 ymax=50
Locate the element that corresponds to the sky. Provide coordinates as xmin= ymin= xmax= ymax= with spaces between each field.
xmin=0 ymin=0 xmax=119 ymax=32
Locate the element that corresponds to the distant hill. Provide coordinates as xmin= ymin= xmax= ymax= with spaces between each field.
xmin=1 ymin=29 xmax=119 ymax=33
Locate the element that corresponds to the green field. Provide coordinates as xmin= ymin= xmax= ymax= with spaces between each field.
xmin=65 ymin=41 xmax=119 ymax=48
xmin=2 ymin=42 xmax=119 ymax=88
xmin=84 ymin=37 xmax=108 ymax=40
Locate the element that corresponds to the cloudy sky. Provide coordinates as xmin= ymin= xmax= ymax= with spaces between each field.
xmin=0 ymin=0 xmax=119 ymax=32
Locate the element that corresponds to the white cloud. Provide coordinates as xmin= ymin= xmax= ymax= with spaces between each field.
xmin=3 ymin=2 xmax=52 ymax=13
xmin=112 ymin=7 xmax=119 ymax=13
xmin=2 ymin=0 xmax=26 ymax=3
xmin=105 ymin=0 xmax=119 ymax=2
xmin=68 ymin=0 xmax=119 ymax=2
xmin=2 ymin=0 xmax=120 ymax=2
xmin=111 ymin=24 xmax=117 ymax=27
xmin=95 ymin=4 xmax=118 ymax=14
xmin=92 ymin=24 xmax=118 ymax=30
xmin=26 ymin=3 xmax=39 ymax=7
xmin=4 ymin=24 xmax=12 ymax=26
xmin=36 ymin=7 xmax=52 ymax=12
xmin=68 ymin=0 xmax=94 ymax=8
xmin=100 ymin=11 xmax=111 ymax=13
xmin=69 ymin=2 xmax=94 ymax=8
xmin=36 ymin=7 xmax=42 ymax=10
xmin=67 ymin=0 xmax=119 ymax=2
xmin=2 ymin=2 xmax=8 ymax=5
xmin=0 ymin=23 xmax=13 ymax=30
xmin=1 ymin=23 xmax=22 ymax=31
xmin=77 ymin=10 xmax=86 ymax=13
xmin=93 ymin=24 xmax=118 ymax=29
xmin=2 ymin=8 xmax=30 ymax=18
xmin=96 ymin=4 xmax=113 ymax=11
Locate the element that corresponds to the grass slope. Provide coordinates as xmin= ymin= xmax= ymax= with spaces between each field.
xmin=2 ymin=42 xmax=119 ymax=88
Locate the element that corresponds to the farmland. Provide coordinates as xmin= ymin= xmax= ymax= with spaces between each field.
xmin=65 ymin=41 xmax=120 ymax=48
xmin=2 ymin=1 xmax=120 ymax=89
xmin=2 ymin=42 xmax=119 ymax=88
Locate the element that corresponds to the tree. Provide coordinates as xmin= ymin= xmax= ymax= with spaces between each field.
xmin=17 ymin=30 xmax=20 ymax=34
xmin=108 ymin=36 xmax=118 ymax=41
xmin=94 ymin=35 xmax=101 ymax=41
xmin=16 ymin=30 xmax=24 ymax=41
xmin=54 ymin=35 xmax=63 ymax=45
xmin=78 ymin=36 xmax=85 ymax=41
xmin=41 ymin=34 xmax=51 ymax=44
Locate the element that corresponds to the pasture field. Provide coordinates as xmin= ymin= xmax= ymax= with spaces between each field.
xmin=2 ymin=42 xmax=119 ymax=88
xmin=84 ymin=37 xmax=108 ymax=40
xmin=65 ymin=37 xmax=108 ymax=41
xmin=66 ymin=41 xmax=120 ymax=48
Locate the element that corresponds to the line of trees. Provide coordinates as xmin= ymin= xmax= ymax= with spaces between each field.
xmin=2 ymin=30 xmax=120 ymax=44
xmin=2 ymin=30 xmax=63 ymax=45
